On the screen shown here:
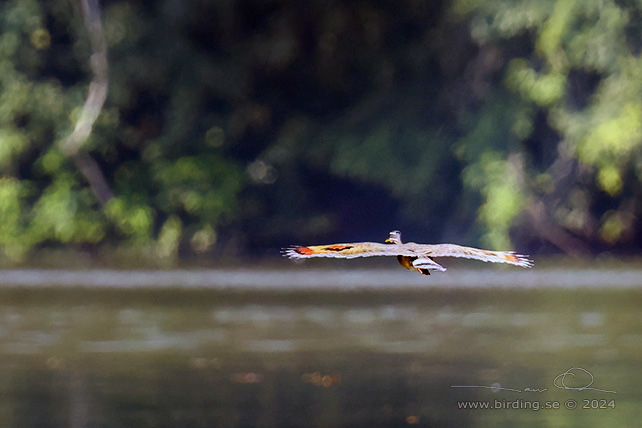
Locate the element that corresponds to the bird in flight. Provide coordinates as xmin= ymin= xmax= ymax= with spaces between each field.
xmin=283 ymin=230 xmax=533 ymax=275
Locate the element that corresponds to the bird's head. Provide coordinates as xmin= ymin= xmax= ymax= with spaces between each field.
xmin=385 ymin=230 xmax=402 ymax=244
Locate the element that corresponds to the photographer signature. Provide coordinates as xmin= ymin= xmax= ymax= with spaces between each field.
xmin=451 ymin=367 xmax=617 ymax=394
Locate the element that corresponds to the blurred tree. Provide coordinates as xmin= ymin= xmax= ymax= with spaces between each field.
xmin=1 ymin=0 xmax=641 ymax=262
xmin=452 ymin=0 xmax=642 ymax=254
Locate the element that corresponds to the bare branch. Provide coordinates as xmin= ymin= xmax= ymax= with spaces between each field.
xmin=73 ymin=153 xmax=114 ymax=205
xmin=63 ymin=0 xmax=114 ymax=206
xmin=62 ymin=0 xmax=108 ymax=156
xmin=526 ymin=200 xmax=591 ymax=258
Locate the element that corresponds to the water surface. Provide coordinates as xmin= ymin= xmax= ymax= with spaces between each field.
xmin=0 ymin=268 xmax=639 ymax=427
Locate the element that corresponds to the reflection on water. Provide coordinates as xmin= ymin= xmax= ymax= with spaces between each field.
xmin=0 ymin=268 xmax=640 ymax=427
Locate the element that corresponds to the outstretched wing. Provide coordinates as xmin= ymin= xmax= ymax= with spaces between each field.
xmin=422 ymin=244 xmax=533 ymax=268
xmin=283 ymin=242 xmax=396 ymax=259
xmin=282 ymin=236 xmax=533 ymax=270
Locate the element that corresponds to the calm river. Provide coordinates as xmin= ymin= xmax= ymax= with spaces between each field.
xmin=0 ymin=267 xmax=639 ymax=427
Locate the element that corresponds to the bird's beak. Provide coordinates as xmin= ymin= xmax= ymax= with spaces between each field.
xmin=384 ymin=238 xmax=391 ymax=243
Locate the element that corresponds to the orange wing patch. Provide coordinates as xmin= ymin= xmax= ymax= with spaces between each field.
xmin=288 ymin=245 xmax=354 ymax=255
xmin=481 ymin=250 xmax=518 ymax=262
xmin=491 ymin=250 xmax=533 ymax=267
xmin=290 ymin=246 xmax=315 ymax=256
xmin=503 ymin=253 xmax=520 ymax=263
xmin=284 ymin=244 xmax=356 ymax=258
xmin=322 ymin=245 xmax=354 ymax=252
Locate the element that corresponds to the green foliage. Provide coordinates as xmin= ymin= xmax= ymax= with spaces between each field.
xmin=463 ymin=152 xmax=525 ymax=249
xmin=0 ymin=0 xmax=247 ymax=261
xmin=0 ymin=178 xmax=32 ymax=260
xmin=156 ymin=215 xmax=182 ymax=260
xmin=453 ymin=0 xmax=642 ymax=252
xmin=105 ymin=197 xmax=153 ymax=243
xmin=1 ymin=0 xmax=642 ymax=261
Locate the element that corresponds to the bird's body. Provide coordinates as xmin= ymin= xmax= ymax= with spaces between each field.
xmin=283 ymin=230 xmax=532 ymax=275
xmin=385 ymin=230 xmax=434 ymax=275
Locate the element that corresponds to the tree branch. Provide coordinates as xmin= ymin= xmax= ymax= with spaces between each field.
xmin=63 ymin=0 xmax=113 ymax=206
